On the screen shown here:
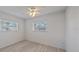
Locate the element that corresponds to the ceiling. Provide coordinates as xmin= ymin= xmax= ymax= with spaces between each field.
xmin=0 ymin=6 xmax=66 ymax=19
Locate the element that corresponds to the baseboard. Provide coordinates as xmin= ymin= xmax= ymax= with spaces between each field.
xmin=25 ymin=40 xmax=65 ymax=51
xmin=0 ymin=40 xmax=65 ymax=52
xmin=0 ymin=40 xmax=25 ymax=50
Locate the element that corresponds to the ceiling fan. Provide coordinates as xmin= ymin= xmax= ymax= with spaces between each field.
xmin=26 ymin=7 xmax=40 ymax=17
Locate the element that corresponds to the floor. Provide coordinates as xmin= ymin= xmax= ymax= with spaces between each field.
xmin=0 ymin=40 xmax=65 ymax=52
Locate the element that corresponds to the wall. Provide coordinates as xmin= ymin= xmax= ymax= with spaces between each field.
xmin=65 ymin=7 xmax=79 ymax=52
xmin=0 ymin=11 xmax=24 ymax=48
xmin=25 ymin=11 xmax=65 ymax=49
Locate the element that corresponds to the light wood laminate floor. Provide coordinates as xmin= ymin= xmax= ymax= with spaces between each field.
xmin=0 ymin=40 xmax=64 ymax=52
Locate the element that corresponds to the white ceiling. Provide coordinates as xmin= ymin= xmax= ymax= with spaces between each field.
xmin=0 ymin=6 xmax=66 ymax=19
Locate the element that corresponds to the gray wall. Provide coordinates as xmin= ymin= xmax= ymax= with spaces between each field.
xmin=0 ymin=11 xmax=24 ymax=48
xmin=25 ymin=11 xmax=65 ymax=49
xmin=65 ymin=7 xmax=79 ymax=51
